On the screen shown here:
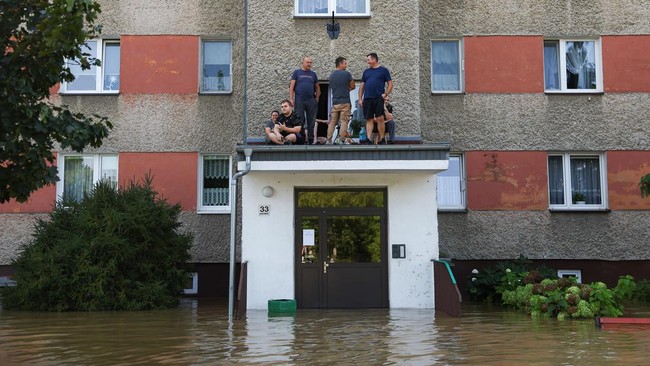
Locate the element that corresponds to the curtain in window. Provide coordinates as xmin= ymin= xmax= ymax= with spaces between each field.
xmin=566 ymin=41 xmax=596 ymax=89
xmin=203 ymin=42 xmax=232 ymax=92
xmin=299 ymin=0 xmax=328 ymax=13
xmin=336 ymin=0 xmax=365 ymax=13
xmin=64 ymin=156 xmax=94 ymax=202
xmin=203 ymin=157 xmax=229 ymax=206
xmin=431 ymin=41 xmax=459 ymax=91
xmin=548 ymin=156 xmax=565 ymax=205
xmin=436 ymin=156 xmax=462 ymax=207
xmin=570 ymin=157 xmax=601 ymax=204
xmin=543 ymin=41 xmax=559 ymax=90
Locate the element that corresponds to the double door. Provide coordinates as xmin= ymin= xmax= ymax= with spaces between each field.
xmin=295 ymin=190 xmax=388 ymax=308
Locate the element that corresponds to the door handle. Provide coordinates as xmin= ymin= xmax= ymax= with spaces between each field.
xmin=323 ymin=261 xmax=329 ymax=274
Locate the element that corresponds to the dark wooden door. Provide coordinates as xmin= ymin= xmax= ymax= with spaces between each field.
xmin=295 ymin=190 xmax=388 ymax=309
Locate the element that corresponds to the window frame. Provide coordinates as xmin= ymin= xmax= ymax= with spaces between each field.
xmin=543 ymin=38 xmax=603 ymax=93
xmin=294 ymin=0 xmax=371 ymax=18
xmin=56 ymin=154 xmax=119 ymax=201
xmin=60 ymin=39 xmax=121 ymax=94
xmin=431 ymin=38 xmax=464 ymax=94
xmin=557 ymin=269 xmax=582 ymax=284
xmin=183 ymin=272 xmax=199 ymax=294
xmin=199 ymin=39 xmax=233 ymax=94
xmin=197 ymin=154 xmax=232 ymax=214
xmin=547 ymin=152 xmax=608 ymax=211
xmin=437 ymin=153 xmax=466 ymax=211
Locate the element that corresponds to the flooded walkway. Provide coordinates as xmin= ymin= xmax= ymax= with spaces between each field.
xmin=1 ymin=299 xmax=649 ymax=365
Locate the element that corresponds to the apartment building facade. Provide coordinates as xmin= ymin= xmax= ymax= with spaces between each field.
xmin=1 ymin=1 xmax=648 ymax=303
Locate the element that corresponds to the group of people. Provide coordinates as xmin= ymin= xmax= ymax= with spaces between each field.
xmin=264 ymin=53 xmax=395 ymax=145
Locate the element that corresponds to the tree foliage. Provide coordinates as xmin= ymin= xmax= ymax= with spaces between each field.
xmin=0 ymin=0 xmax=112 ymax=203
xmin=640 ymin=173 xmax=650 ymax=198
xmin=0 ymin=177 xmax=193 ymax=311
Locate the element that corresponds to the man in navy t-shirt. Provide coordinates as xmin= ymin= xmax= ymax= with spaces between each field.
xmin=289 ymin=57 xmax=320 ymax=145
xmin=358 ymin=53 xmax=393 ymax=144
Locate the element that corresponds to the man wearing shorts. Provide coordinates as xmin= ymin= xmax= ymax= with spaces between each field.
xmin=358 ymin=53 xmax=393 ymax=144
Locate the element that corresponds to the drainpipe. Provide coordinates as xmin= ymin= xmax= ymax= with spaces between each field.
xmin=241 ymin=0 xmax=249 ymax=143
xmin=228 ymin=148 xmax=252 ymax=321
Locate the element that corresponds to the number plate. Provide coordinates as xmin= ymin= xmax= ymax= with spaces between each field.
xmin=258 ymin=204 xmax=270 ymax=215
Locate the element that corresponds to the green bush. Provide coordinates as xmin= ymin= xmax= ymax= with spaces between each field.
xmin=502 ymin=276 xmax=637 ymax=319
xmin=468 ymin=255 xmax=556 ymax=302
xmin=0 ymin=177 xmax=193 ymax=311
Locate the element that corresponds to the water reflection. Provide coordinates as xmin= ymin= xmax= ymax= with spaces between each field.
xmin=1 ymin=299 xmax=649 ymax=365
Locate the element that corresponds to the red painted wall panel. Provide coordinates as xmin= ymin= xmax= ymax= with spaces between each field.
xmin=607 ymin=151 xmax=650 ymax=210
xmin=603 ymin=36 xmax=650 ymax=92
xmin=119 ymin=152 xmax=197 ymax=211
xmin=0 ymin=154 xmax=57 ymax=213
xmin=120 ymin=35 xmax=199 ymax=94
xmin=0 ymin=184 xmax=56 ymax=213
xmin=465 ymin=36 xmax=544 ymax=93
xmin=466 ymin=151 xmax=548 ymax=210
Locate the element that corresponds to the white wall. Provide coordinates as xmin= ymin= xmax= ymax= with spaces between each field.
xmin=241 ymin=168 xmax=442 ymax=309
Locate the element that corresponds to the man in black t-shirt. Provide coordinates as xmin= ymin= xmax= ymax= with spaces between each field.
xmin=275 ymin=100 xmax=305 ymax=145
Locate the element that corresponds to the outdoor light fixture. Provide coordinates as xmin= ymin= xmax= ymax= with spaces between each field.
xmin=326 ymin=11 xmax=340 ymax=40
xmin=262 ymin=186 xmax=274 ymax=198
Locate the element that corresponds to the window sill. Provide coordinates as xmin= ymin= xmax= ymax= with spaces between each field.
xmin=549 ymin=208 xmax=611 ymax=213
xmin=294 ymin=14 xmax=371 ymax=19
xmin=199 ymin=91 xmax=233 ymax=95
xmin=59 ymin=91 xmax=120 ymax=96
xmin=544 ymin=90 xmax=604 ymax=95
xmin=431 ymin=91 xmax=464 ymax=95
xmin=438 ymin=208 xmax=468 ymax=213
xmin=197 ymin=209 xmax=232 ymax=215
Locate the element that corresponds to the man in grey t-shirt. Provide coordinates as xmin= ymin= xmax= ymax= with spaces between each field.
xmin=327 ymin=57 xmax=355 ymax=144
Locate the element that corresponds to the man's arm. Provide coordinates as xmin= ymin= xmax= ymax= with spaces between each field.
xmin=348 ymin=78 xmax=355 ymax=91
xmin=383 ymin=80 xmax=393 ymax=99
xmin=314 ymin=82 xmax=321 ymax=101
xmin=357 ymin=82 xmax=365 ymax=107
xmin=289 ymin=79 xmax=296 ymax=106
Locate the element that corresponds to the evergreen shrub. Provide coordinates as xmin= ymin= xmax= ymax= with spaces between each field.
xmin=0 ymin=177 xmax=193 ymax=311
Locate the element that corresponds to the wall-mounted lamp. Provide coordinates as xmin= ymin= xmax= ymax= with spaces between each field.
xmin=326 ymin=11 xmax=340 ymax=40
xmin=262 ymin=186 xmax=274 ymax=198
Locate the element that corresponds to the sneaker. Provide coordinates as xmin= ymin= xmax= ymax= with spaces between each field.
xmin=326 ymin=139 xmax=333 ymax=145
xmin=284 ymin=141 xmax=293 ymax=145
xmin=387 ymin=139 xmax=395 ymax=144
xmin=378 ymin=138 xmax=387 ymax=145
xmin=360 ymin=139 xmax=371 ymax=145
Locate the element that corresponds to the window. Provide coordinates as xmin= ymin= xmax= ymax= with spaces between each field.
xmin=437 ymin=155 xmax=465 ymax=210
xmin=57 ymin=154 xmax=118 ymax=202
xmin=295 ymin=0 xmax=370 ymax=17
xmin=201 ymin=41 xmax=232 ymax=93
xmin=431 ymin=40 xmax=463 ymax=93
xmin=544 ymin=39 xmax=602 ymax=92
xmin=198 ymin=154 xmax=231 ymax=213
xmin=548 ymin=153 xmax=607 ymax=209
xmin=557 ymin=269 xmax=582 ymax=284
xmin=183 ymin=272 xmax=199 ymax=294
xmin=61 ymin=40 xmax=120 ymax=93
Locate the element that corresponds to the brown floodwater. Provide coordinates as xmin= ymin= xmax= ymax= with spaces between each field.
xmin=1 ymin=299 xmax=649 ymax=365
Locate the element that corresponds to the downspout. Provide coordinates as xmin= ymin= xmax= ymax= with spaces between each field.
xmin=242 ymin=0 xmax=249 ymax=142
xmin=228 ymin=148 xmax=252 ymax=321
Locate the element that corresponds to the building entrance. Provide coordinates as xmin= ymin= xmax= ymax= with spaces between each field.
xmin=295 ymin=189 xmax=388 ymax=308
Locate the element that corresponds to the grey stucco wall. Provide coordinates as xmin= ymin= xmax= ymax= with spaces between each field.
xmin=0 ymin=214 xmax=47 ymax=264
xmin=246 ymin=0 xmax=421 ymax=137
xmin=421 ymin=1 xmax=650 ymax=261
xmin=438 ymin=211 xmax=650 ymax=261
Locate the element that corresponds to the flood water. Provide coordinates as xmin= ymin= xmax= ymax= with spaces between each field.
xmin=1 ymin=299 xmax=649 ymax=365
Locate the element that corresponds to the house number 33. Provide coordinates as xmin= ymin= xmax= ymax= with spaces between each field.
xmin=258 ymin=204 xmax=270 ymax=215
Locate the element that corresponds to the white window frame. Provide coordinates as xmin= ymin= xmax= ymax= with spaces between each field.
xmin=60 ymin=39 xmax=120 ymax=94
xmin=547 ymin=152 xmax=608 ymax=210
xmin=294 ymin=0 xmax=371 ymax=18
xmin=431 ymin=39 xmax=464 ymax=94
xmin=198 ymin=154 xmax=232 ymax=214
xmin=437 ymin=154 xmax=466 ymax=211
xmin=56 ymin=154 xmax=118 ymax=200
xmin=183 ymin=272 xmax=199 ymax=294
xmin=557 ymin=269 xmax=582 ymax=284
xmin=543 ymin=38 xmax=603 ymax=93
xmin=199 ymin=40 xmax=233 ymax=94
